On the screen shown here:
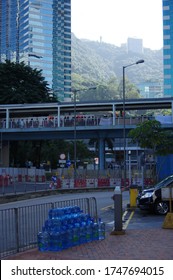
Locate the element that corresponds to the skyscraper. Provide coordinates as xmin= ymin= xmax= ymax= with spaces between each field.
xmin=163 ymin=0 xmax=173 ymax=96
xmin=0 ymin=0 xmax=71 ymax=102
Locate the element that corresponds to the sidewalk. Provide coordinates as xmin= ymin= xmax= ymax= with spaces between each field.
xmin=5 ymin=212 xmax=173 ymax=260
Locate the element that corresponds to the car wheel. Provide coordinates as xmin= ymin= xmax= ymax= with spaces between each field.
xmin=154 ymin=201 xmax=169 ymax=215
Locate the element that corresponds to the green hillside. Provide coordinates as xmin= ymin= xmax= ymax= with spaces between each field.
xmin=71 ymin=33 xmax=163 ymax=101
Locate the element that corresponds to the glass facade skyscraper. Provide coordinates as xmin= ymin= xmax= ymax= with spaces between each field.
xmin=0 ymin=0 xmax=71 ymax=101
xmin=163 ymin=0 xmax=173 ymax=96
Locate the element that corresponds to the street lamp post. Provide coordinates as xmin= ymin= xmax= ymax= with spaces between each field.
xmin=28 ymin=53 xmax=43 ymax=67
xmin=72 ymin=87 xmax=96 ymax=187
xmin=122 ymin=59 xmax=144 ymax=188
xmin=128 ymin=150 xmax=131 ymax=185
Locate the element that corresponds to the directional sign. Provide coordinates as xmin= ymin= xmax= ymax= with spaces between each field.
xmin=66 ymin=159 xmax=71 ymax=167
xmin=59 ymin=159 xmax=66 ymax=163
xmin=60 ymin=154 xmax=66 ymax=160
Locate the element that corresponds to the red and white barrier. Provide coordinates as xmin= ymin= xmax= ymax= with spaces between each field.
xmin=61 ymin=179 xmax=74 ymax=189
xmin=74 ymin=179 xmax=86 ymax=188
xmin=86 ymin=178 xmax=98 ymax=187
xmin=110 ymin=178 xmax=121 ymax=187
xmin=98 ymin=178 xmax=110 ymax=187
xmin=0 ymin=167 xmax=46 ymax=186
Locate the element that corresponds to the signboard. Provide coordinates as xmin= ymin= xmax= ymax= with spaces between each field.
xmin=162 ymin=187 xmax=173 ymax=200
xmin=57 ymin=157 xmax=71 ymax=168
xmin=59 ymin=159 xmax=66 ymax=163
xmin=66 ymin=160 xmax=71 ymax=167
xmin=60 ymin=154 xmax=66 ymax=160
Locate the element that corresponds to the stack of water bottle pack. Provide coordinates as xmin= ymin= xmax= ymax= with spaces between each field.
xmin=37 ymin=205 xmax=105 ymax=252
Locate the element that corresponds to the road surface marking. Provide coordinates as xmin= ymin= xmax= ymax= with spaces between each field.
xmin=107 ymin=210 xmax=128 ymax=225
xmin=123 ymin=210 xmax=134 ymax=229
xmin=101 ymin=204 xmax=113 ymax=211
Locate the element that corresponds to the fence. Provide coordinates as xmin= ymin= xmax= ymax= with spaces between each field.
xmin=0 ymin=197 xmax=97 ymax=259
xmin=0 ymin=115 xmax=154 ymax=130
xmin=0 ymin=166 xmax=155 ymax=196
xmin=0 ymin=167 xmax=46 ymax=186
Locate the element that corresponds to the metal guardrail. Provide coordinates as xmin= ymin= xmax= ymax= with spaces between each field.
xmin=0 ymin=197 xmax=98 ymax=259
xmin=0 ymin=115 xmax=154 ymax=130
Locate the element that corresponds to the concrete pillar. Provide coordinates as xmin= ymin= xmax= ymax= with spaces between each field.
xmin=0 ymin=141 xmax=10 ymax=167
xmin=6 ymin=108 xmax=9 ymax=129
xmin=112 ymin=104 xmax=116 ymax=126
xmin=98 ymin=138 xmax=105 ymax=170
xmin=57 ymin=105 xmax=60 ymax=127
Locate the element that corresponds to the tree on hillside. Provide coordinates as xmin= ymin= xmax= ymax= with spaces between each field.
xmin=128 ymin=120 xmax=173 ymax=156
xmin=72 ymin=34 xmax=163 ymax=87
xmin=72 ymin=73 xmax=140 ymax=101
xmin=0 ymin=60 xmax=57 ymax=104
xmin=118 ymin=78 xmax=141 ymax=99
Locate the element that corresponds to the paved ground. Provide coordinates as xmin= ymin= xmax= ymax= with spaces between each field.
xmin=5 ymin=209 xmax=173 ymax=260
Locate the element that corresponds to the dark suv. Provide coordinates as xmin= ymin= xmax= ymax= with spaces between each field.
xmin=137 ymin=175 xmax=173 ymax=215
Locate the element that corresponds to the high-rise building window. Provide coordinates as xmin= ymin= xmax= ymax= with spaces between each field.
xmin=163 ymin=0 xmax=173 ymax=96
xmin=0 ymin=0 xmax=71 ymax=102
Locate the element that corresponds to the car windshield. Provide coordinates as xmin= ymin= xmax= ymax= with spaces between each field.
xmin=154 ymin=175 xmax=173 ymax=190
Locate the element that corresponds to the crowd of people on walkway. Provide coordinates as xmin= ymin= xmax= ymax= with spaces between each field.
xmin=0 ymin=114 xmax=154 ymax=129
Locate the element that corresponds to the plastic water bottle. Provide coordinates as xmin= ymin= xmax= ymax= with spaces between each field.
xmin=51 ymin=208 xmax=58 ymax=219
xmin=98 ymin=219 xmax=105 ymax=240
xmin=73 ymin=205 xmax=81 ymax=214
xmin=86 ymin=223 xmax=93 ymax=243
xmin=60 ymin=229 xmax=69 ymax=249
xmin=66 ymin=227 xmax=73 ymax=248
xmin=64 ymin=206 xmax=72 ymax=215
xmin=73 ymin=225 xmax=80 ymax=246
xmin=56 ymin=208 xmax=65 ymax=217
xmin=68 ymin=213 xmax=75 ymax=226
xmin=44 ymin=219 xmax=51 ymax=231
xmin=85 ymin=214 xmax=94 ymax=226
xmin=37 ymin=227 xmax=50 ymax=251
xmin=49 ymin=230 xmax=63 ymax=251
xmin=40 ymin=206 xmax=102 ymax=251
xmin=52 ymin=217 xmax=62 ymax=232
xmin=92 ymin=222 xmax=99 ymax=240
xmin=79 ymin=224 xmax=86 ymax=244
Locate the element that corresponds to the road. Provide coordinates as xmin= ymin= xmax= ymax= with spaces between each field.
xmin=0 ymin=189 xmax=164 ymax=229
xmin=127 ymin=208 xmax=165 ymax=229
xmin=0 ymin=189 xmax=129 ymax=208
xmin=0 ymin=190 xmax=129 ymax=238
xmin=0 ymin=182 xmax=48 ymax=196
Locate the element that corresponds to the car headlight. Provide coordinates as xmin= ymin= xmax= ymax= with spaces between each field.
xmin=141 ymin=192 xmax=153 ymax=199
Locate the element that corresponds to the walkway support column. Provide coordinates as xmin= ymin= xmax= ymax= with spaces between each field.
xmin=98 ymin=138 xmax=105 ymax=170
xmin=57 ymin=105 xmax=60 ymax=127
xmin=1 ymin=141 xmax=10 ymax=167
xmin=6 ymin=108 xmax=9 ymax=129
xmin=112 ymin=104 xmax=116 ymax=126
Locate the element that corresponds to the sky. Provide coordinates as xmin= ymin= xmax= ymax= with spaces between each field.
xmin=71 ymin=0 xmax=163 ymax=50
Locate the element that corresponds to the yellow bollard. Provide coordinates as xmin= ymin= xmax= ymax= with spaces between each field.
xmin=129 ymin=186 xmax=138 ymax=208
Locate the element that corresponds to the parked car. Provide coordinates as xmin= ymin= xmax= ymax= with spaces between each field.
xmin=137 ymin=175 xmax=173 ymax=215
